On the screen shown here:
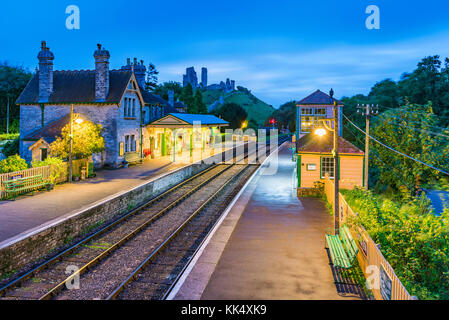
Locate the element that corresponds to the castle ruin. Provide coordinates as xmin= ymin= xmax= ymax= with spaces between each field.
xmin=182 ymin=66 xmax=235 ymax=93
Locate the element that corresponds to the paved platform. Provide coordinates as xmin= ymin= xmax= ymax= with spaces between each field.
xmin=172 ymin=143 xmax=361 ymax=300
xmin=0 ymin=142 xmax=243 ymax=246
xmin=0 ymin=157 xmax=184 ymax=243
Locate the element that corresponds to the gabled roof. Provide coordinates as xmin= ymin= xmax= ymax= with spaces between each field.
xmin=169 ymin=113 xmax=229 ymax=125
xmin=148 ymin=113 xmax=228 ymax=127
xmin=22 ymin=114 xmax=70 ymax=142
xmin=138 ymin=86 xmax=170 ymax=107
xmin=297 ymin=90 xmax=342 ymax=105
xmin=296 ymin=133 xmax=363 ymax=155
xmin=16 ymin=70 xmax=132 ymax=105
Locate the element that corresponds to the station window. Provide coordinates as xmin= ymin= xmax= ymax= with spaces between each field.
xmin=321 ymin=157 xmax=334 ymax=179
xmin=125 ymin=135 xmax=136 ymax=152
xmin=300 ymin=107 xmax=327 ymax=133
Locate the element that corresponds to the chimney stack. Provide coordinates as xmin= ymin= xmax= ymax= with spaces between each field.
xmin=37 ymin=41 xmax=54 ymax=102
xmin=133 ymin=59 xmax=146 ymax=89
xmin=94 ymin=44 xmax=110 ymax=102
xmin=168 ymin=90 xmax=175 ymax=106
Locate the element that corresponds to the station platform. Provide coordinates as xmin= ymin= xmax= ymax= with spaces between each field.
xmin=0 ymin=142 xmax=240 ymax=246
xmin=171 ymin=142 xmax=361 ymax=300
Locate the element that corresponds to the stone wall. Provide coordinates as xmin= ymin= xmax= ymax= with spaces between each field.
xmin=19 ymin=103 xmax=119 ymax=167
xmin=0 ymin=161 xmax=211 ymax=279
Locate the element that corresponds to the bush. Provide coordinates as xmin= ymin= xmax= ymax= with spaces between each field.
xmin=342 ymin=187 xmax=449 ymax=300
xmin=1 ymin=138 xmax=19 ymax=157
xmin=0 ymin=133 xmax=19 ymax=142
xmin=32 ymin=157 xmax=66 ymax=185
xmin=0 ymin=155 xmax=28 ymax=173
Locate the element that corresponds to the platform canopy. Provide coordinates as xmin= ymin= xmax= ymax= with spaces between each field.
xmin=147 ymin=113 xmax=229 ymax=128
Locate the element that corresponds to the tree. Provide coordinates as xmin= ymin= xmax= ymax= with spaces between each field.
xmin=0 ymin=154 xmax=28 ymax=173
xmin=0 ymin=63 xmax=32 ymax=133
xmin=398 ymin=56 xmax=449 ymax=120
xmin=213 ymin=103 xmax=248 ymax=129
xmin=270 ymin=101 xmax=296 ymax=133
xmin=153 ymin=81 xmax=183 ymax=102
xmin=144 ymin=63 xmax=159 ymax=91
xmin=369 ymin=79 xmax=401 ymax=109
xmin=181 ymin=83 xmax=195 ymax=113
xmin=194 ymin=90 xmax=207 ymax=114
xmin=50 ymin=117 xmax=105 ymax=159
xmin=371 ymin=103 xmax=449 ymax=198
xmin=2 ymin=138 xmax=19 ymax=157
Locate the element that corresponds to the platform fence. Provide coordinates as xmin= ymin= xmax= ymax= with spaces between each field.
xmin=0 ymin=159 xmax=89 ymax=200
xmin=324 ymin=175 xmax=415 ymax=300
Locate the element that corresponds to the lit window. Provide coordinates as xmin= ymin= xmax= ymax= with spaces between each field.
xmin=321 ymin=157 xmax=334 ymax=179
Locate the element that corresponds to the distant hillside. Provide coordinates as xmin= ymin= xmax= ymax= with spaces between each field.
xmin=202 ymin=88 xmax=275 ymax=126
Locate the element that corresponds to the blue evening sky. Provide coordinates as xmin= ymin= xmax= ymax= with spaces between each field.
xmin=1 ymin=0 xmax=449 ymax=107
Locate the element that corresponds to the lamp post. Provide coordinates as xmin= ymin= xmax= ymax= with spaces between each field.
xmin=333 ymin=100 xmax=340 ymax=235
xmin=68 ymin=104 xmax=83 ymax=183
xmin=314 ymin=101 xmax=340 ymax=235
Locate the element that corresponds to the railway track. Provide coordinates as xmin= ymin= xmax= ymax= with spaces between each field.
xmin=0 ymin=138 xmax=288 ymax=300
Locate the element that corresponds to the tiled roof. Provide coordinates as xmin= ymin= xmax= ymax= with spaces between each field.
xmin=139 ymin=86 xmax=170 ymax=107
xmin=16 ymin=70 xmax=132 ymax=104
xmin=296 ymin=133 xmax=364 ymax=155
xmin=169 ymin=113 xmax=229 ymax=125
xmin=297 ymin=90 xmax=342 ymax=105
xmin=22 ymin=114 xmax=70 ymax=142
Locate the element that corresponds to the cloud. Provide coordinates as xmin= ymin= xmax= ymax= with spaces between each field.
xmin=157 ymin=31 xmax=449 ymax=107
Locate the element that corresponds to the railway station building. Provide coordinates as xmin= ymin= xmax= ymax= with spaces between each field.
xmin=145 ymin=113 xmax=229 ymax=162
xmin=15 ymin=41 xmax=228 ymax=168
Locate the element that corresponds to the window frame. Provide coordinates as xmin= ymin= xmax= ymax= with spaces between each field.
xmin=320 ymin=156 xmax=335 ymax=179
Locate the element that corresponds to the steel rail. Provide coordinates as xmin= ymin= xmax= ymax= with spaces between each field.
xmin=0 ymin=163 xmax=221 ymax=297
xmin=106 ymin=164 xmax=249 ymax=300
xmin=38 ymin=164 xmax=233 ymax=300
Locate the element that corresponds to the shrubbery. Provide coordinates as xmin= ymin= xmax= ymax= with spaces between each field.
xmin=32 ymin=157 xmax=66 ymax=185
xmin=0 ymin=154 xmax=28 ymax=173
xmin=1 ymin=138 xmax=19 ymax=157
xmin=342 ymin=187 xmax=449 ymax=300
xmin=0 ymin=133 xmax=19 ymax=142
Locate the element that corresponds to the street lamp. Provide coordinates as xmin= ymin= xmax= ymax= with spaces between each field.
xmin=315 ymin=100 xmax=340 ymax=235
xmin=68 ymin=104 xmax=83 ymax=183
xmin=241 ymin=120 xmax=248 ymax=130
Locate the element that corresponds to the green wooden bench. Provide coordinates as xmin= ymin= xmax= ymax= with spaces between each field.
xmin=325 ymin=225 xmax=359 ymax=269
xmin=124 ymin=152 xmax=142 ymax=165
xmin=2 ymin=174 xmax=50 ymax=200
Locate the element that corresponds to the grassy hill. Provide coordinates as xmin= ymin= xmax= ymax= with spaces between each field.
xmin=202 ymin=89 xmax=275 ymax=127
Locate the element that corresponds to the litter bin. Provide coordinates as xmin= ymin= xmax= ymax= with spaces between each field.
xmin=81 ymin=167 xmax=87 ymax=180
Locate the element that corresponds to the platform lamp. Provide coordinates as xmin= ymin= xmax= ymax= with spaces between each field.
xmin=68 ymin=104 xmax=84 ymax=183
xmin=314 ymin=99 xmax=340 ymax=235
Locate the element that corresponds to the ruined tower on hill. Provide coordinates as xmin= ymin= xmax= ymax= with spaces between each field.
xmin=183 ymin=67 xmax=198 ymax=89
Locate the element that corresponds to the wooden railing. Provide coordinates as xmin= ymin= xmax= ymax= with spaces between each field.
xmin=324 ymin=175 xmax=415 ymax=300
xmin=0 ymin=159 xmax=90 ymax=200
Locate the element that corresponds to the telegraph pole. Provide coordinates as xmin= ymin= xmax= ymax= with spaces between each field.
xmin=6 ymin=94 xmax=10 ymax=134
xmin=357 ymin=104 xmax=379 ymax=191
